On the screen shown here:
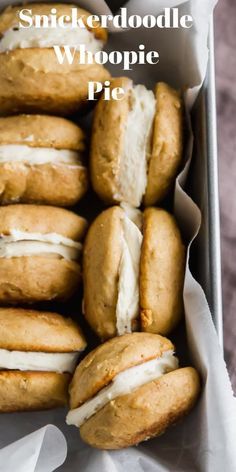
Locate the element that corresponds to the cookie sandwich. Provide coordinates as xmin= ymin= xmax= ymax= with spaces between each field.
xmin=0 ymin=3 xmax=109 ymax=115
xmin=0 ymin=114 xmax=88 ymax=205
xmin=91 ymin=78 xmax=183 ymax=207
xmin=66 ymin=333 xmax=200 ymax=449
xmin=83 ymin=205 xmax=185 ymax=339
xmin=0 ymin=204 xmax=87 ymax=303
xmin=0 ymin=307 xmax=86 ymax=412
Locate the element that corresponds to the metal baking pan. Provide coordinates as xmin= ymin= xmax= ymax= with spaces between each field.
xmin=0 ymin=5 xmax=223 ymax=469
xmin=188 ymin=17 xmax=223 ymax=346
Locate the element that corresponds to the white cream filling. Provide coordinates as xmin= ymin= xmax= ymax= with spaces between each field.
xmin=120 ymin=203 xmax=143 ymax=230
xmin=116 ymin=211 xmax=142 ymax=335
xmin=0 ymin=25 xmax=103 ymax=53
xmin=0 ymin=349 xmax=79 ymax=373
xmin=115 ymin=85 xmax=156 ymax=207
xmin=0 ymin=145 xmax=83 ymax=167
xmin=0 ymin=231 xmax=82 ymax=261
xmin=66 ymin=350 xmax=178 ymax=427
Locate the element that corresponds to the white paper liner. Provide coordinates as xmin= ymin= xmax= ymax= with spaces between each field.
xmin=0 ymin=425 xmax=67 ymax=472
xmin=0 ymin=1 xmax=235 ymax=471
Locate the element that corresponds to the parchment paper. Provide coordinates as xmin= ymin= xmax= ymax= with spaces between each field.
xmin=0 ymin=1 xmax=235 ymax=471
xmin=0 ymin=425 xmax=67 ymax=472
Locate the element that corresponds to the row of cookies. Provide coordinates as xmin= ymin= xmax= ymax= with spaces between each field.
xmin=0 ymin=78 xmax=182 ymax=209
xmin=0 ymin=203 xmax=184 ymax=341
xmin=0 ymin=2 xmax=92 ymax=427
xmin=0 ymin=204 xmax=184 ymax=344
xmin=0 ymin=307 xmax=200 ymax=449
xmin=0 ymin=2 xmax=200 ymax=450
